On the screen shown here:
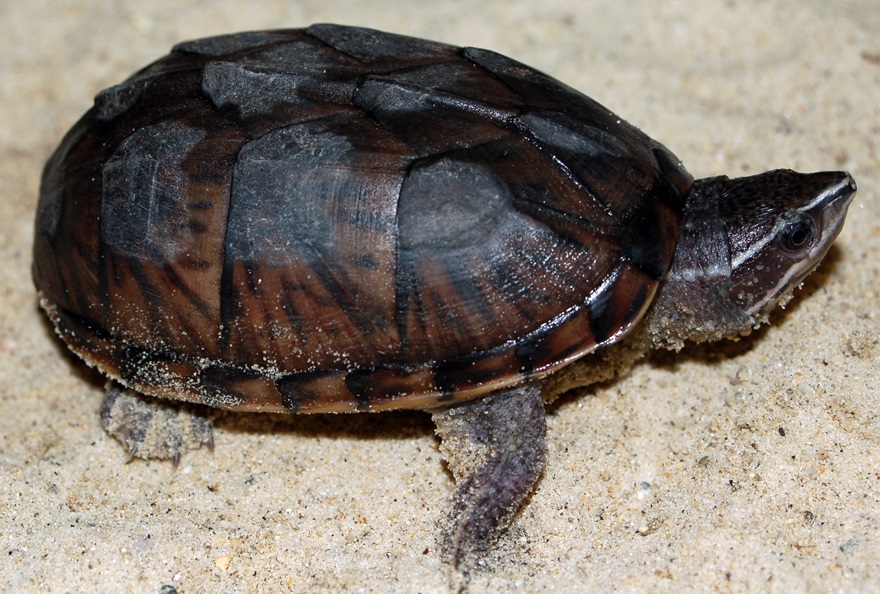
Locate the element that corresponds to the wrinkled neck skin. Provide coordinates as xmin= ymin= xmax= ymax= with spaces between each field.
xmin=644 ymin=176 xmax=753 ymax=350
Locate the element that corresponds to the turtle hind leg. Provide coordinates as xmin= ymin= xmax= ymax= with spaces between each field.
xmin=100 ymin=382 xmax=214 ymax=464
xmin=431 ymin=384 xmax=547 ymax=574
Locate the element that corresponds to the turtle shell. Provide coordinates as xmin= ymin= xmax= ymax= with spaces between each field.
xmin=33 ymin=24 xmax=693 ymax=413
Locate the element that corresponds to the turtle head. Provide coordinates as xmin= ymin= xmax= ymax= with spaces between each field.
xmin=720 ymin=170 xmax=856 ymax=317
xmin=646 ymin=169 xmax=856 ymax=349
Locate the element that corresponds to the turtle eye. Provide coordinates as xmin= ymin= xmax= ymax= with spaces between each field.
xmin=778 ymin=217 xmax=815 ymax=253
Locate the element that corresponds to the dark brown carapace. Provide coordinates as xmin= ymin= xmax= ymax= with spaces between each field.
xmin=33 ymin=24 xmax=691 ymax=414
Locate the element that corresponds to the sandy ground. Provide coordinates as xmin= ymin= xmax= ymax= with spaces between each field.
xmin=1 ymin=1 xmax=878 ymax=592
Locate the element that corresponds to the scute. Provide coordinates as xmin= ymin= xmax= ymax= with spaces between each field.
xmin=33 ymin=25 xmax=692 ymax=413
xmin=101 ymin=121 xmax=207 ymax=262
xmin=397 ymin=158 xmax=514 ymax=252
xmin=305 ymin=23 xmax=456 ymax=63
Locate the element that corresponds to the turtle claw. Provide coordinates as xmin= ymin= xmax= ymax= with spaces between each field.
xmin=100 ymin=383 xmax=214 ymax=462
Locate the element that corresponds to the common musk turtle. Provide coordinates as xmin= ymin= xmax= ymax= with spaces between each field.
xmin=32 ymin=24 xmax=856 ymax=572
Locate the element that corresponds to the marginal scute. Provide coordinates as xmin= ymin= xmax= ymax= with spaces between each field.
xmin=198 ymin=364 xmax=265 ymax=400
xmin=622 ymin=197 xmax=681 ymax=279
xmin=276 ymin=370 xmax=350 ymax=411
xmin=588 ymin=262 xmax=657 ymax=346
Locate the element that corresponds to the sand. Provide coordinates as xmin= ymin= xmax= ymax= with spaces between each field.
xmin=1 ymin=1 xmax=878 ymax=592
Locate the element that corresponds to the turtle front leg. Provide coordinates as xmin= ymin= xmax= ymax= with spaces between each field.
xmin=431 ymin=384 xmax=546 ymax=572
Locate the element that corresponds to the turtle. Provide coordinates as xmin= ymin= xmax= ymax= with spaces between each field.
xmin=32 ymin=24 xmax=856 ymax=574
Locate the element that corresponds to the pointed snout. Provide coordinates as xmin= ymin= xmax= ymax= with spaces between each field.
xmin=808 ymin=171 xmax=856 ymax=245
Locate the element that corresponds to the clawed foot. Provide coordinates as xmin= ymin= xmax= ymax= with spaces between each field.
xmin=432 ymin=385 xmax=547 ymax=583
xmin=100 ymin=383 xmax=214 ymax=465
